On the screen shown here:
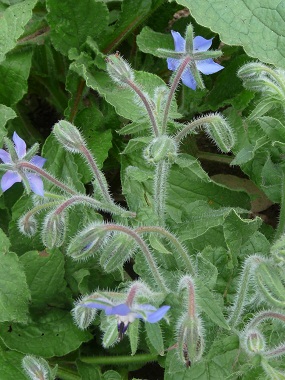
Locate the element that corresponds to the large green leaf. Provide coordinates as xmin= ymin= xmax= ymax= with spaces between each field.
xmin=0 ymin=0 xmax=37 ymax=63
xmin=46 ymin=0 xmax=109 ymax=56
xmin=0 ymin=105 xmax=16 ymax=144
xmin=0 ymin=250 xmax=30 ymax=323
xmin=0 ymin=50 xmax=32 ymax=106
xmin=19 ymin=249 xmax=67 ymax=308
xmin=0 ymin=347 xmax=26 ymax=380
xmin=175 ymin=0 xmax=285 ymax=68
xmin=0 ymin=309 xmax=92 ymax=357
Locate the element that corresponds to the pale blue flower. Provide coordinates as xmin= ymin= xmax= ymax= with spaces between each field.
xmin=167 ymin=30 xmax=224 ymax=90
xmin=0 ymin=132 xmax=46 ymax=196
xmin=84 ymin=298 xmax=170 ymax=338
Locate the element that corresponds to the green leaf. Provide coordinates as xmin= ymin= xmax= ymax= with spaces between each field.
xmin=0 ymin=251 xmax=30 ymax=323
xmin=0 ymin=309 xmax=92 ymax=357
xmin=0 ymin=346 xmax=26 ymax=380
xmin=260 ymin=156 xmax=282 ymax=203
xmin=19 ymin=249 xmax=67 ymax=308
xmin=46 ymin=0 xmax=109 ymax=56
xmin=0 ymin=50 xmax=32 ymax=106
xmin=136 ymin=26 xmax=173 ymax=57
xmin=42 ymin=134 xmax=85 ymax=192
xmin=0 ymin=105 xmax=16 ymax=144
xmin=103 ymin=370 xmax=123 ymax=380
xmin=0 ymin=0 xmax=37 ymax=63
xmin=76 ymin=361 xmax=102 ymax=380
xmin=145 ymin=322 xmax=164 ymax=354
xmin=175 ymin=0 xmax=285 ymax=68
xmin=101 ymin=0 xmax=152 ymax=52
xmin=223 ymin=210 xmax=262 ymax=262
xmin=0 ymin=227 xmax=10 ymax=254
xmin=196 ymin=280 xmax=229 ymax=330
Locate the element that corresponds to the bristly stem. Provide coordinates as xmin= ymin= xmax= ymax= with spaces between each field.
xmin=162 ymin=55 xmax=191 ymax=134
xmin=20 ymin=161 xmax=78 ymax=195
xmin=78 ymin=144 xmax=113 ymax=203
xmin=125 ymin=78 xmax=159 ymax=137
xmin=102 ymin=223 xmax=168 ymax=293
xmin=135 ymin=225 xmax=195 ymax=275
xmin=175 ymin=115 xmax=218 ymax=143
xmin=154 ymin=160 xmax=170 ymax=226
xmin=80 ymin=353 xmax=158 ymax=365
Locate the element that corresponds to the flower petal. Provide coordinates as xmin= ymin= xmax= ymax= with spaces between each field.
xmin=13 ymin=132 xmax=26 ymax=158
xmin=171 ymin=30 xmax=186 ymax=52
xmin=106 ymin=303 xmax=131 ymax=316
xmin=167 ymin=57 xmax=181 ymax=72
xmin=193 ymin=36 xmax=213 ymax=52
xmin=197 ymin=59 xmax=224 ymax=75
xmin=27 ymin=174 xmax=45 ymax=196
xmin=1 ymin=171 xmax=21 ymax=192
xmin=146 ymin=305 xmax=170 ymax=323
xmin=31 ymin=155 xmax=46 ymax=168
xmin=0 ymin=149 xmax=11 ymax=164
xmin=181 ymin=67 xmax=197 ymax=90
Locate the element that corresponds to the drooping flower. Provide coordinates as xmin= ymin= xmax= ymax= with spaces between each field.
xmin=83 ymin=298 xmax=170 ymax=339
xmin=0 ymin=132 xmax=46 ymax=196
xmin=166 ymin=30 xmax=224 ymax=90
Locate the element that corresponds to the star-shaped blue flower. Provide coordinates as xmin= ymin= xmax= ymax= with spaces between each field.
xmin=84 ymin=298 xmax=170 ymax=339
xmin=167 ymin=30 xmax=224 ymax=90
xmin=0 ymin=132 xmax=46 ymax=196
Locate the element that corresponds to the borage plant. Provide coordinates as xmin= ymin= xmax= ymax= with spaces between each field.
xmin=1 ymin=2 xmax=285 ymax=380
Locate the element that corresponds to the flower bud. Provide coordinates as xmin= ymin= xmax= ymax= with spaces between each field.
xmin=42 ymin=211 xmax=67 ymax=248
xmin=255 ymin=262 xmax=285 ymax=308
xmin=106 ymin=53 xmax=135 ymax=87
xmin=22 ymin=355 xmax=56 ymax=380
xmin=72 ymin=300 xmax=97 ymax=329
xmin=18 ymin=213 xmax=38 ymax=237
xmin=53 ymin=120 xmax=85 ymax=153
xmin=237 ymin=62 xmax=270 ymax=80
xmin=143 ymin=135 xmax=178 ymax=164
xmin=244 ymin=329 xmax=266 ymax=355
xmin=203 ymin=114 xmax=235 ymax=153
xmin=100 ymin=232 xmax=136 ymax=272
xmin=66 ymin=223 xmax=108 ymax=260
xmin=176 ymin=313 xmax=204 ymax=366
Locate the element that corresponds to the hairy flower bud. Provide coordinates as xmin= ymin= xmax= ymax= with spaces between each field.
xmin=100 ymin=232 xmax=136 ymax=272
xmin=72 ymin=299 xmax=97 ymax=329
xmin=22 ymin=355 xmax=56 ymax=380
xmin=106 ymin=53 xmax=135 ymax=87
xmin=53 ymin=120 xmax=86 ymax=153
xmin=237 ymin=62 xmax=271 ymax=80
xmin=176 ymin=313 xmax=204 ymax=366
xmin=244 ymin=329 xmax=266 ymax=355
xmin=18 ymin=213 xmax=38 ymax=237
xmin=66 ymin=223 xmax=108 ymax=260
xmin=203 ymin=114 xmax=235 ymax=153
xmin=42 ymin=211 xmax=67 ymax=248
xmin=143 ymin=135 xmax=178 ymax=164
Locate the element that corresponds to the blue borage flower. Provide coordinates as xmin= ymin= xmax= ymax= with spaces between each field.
xmin=83 ymin=298 xmax=170 ymax=339
xmin=167 ymin=30 xmax=224 ymax=90
xmin=0 ymin=132 xmax=46 ymax=196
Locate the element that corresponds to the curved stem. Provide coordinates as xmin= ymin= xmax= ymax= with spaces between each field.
xmin=103 ymin=223 xmax=168 ymax=293
xmin=80 ymin=353 xmax=158 ymax=365
xmin=162 ymin=55 xmax=191 ymax=134
xmin=79 ymin=145 xmax=113 ymax=203
xmin=175 ymin=115 xmax=217 ymax=144
xmin=20 ymin=161 xmax=78 ymax=195
xmin=52 ymin=194 xmax=135 ymax=218
xmin=125 ymin=79 xmax=159 ymax=137
xmin=135 ymin=225 xmax=195 ymax=275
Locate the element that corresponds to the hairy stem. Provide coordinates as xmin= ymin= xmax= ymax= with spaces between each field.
xmin=135 ymin=225 xmax=195 ymax=275
xmin=162 ymin=55 xmax=191 ymax=134
xmin=154 ymin=160 xmax=170 ymax=226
